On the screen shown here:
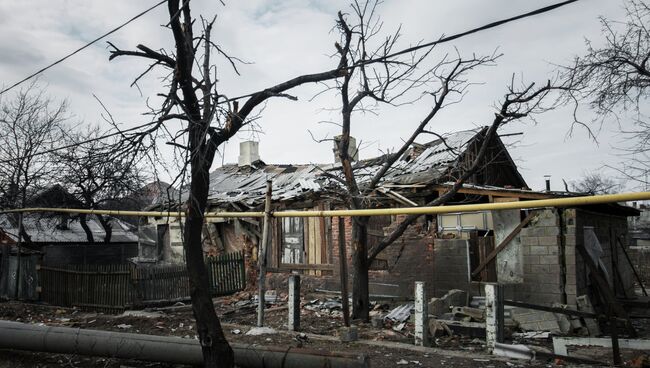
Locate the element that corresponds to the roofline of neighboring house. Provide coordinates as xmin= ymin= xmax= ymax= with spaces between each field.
xmin=431 ymin=182 xmax=640 ymax=217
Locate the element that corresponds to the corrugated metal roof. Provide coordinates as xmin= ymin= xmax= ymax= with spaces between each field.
xmin=202 ymin=128 xmax=482 ymax=208
xmin=0 ymin=213 xmax=138 ymax=243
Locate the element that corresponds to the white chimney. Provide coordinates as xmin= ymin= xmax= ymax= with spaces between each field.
xmin=238 ymin=141 xmax=260 ymax=167
xmin=333 ymin=135 xmax=359 ymax=163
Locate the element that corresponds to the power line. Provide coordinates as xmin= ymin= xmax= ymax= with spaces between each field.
xmin=0 ymin=0 xmax=167 ymax=97
xmin=0 ymin=0 xmax=580 ymax=164
xmin=365 ymin=0 xmax=580 ymax=65
xmin=221 ymin=0 xmax=580 ymax=105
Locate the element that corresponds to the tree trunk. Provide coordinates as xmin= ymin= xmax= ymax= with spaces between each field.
xmin=351 ymin=217 xmax=370 ymax=322
xmin=96 ymin=215 xmax=112 ymax=244
xmin=184 ymin=161 xmax=234 ymax=368
xmin=79 ymin=214 xmax=94 ymax=243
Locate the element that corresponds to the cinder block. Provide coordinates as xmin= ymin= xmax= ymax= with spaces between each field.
xmin=539 ymin=236 xmax=559 ymax=246
xmin=547 ymin=264 xmax=561 ymax=274
xmin=529 ymin=246 xmax=548 ymax=255
xmin=521 ymin=236 xmax=540 ymax=246
xmin=524 ymin=255 xmax=540 ymax=265
xmin=539 ymin=255 xmax=559 ymax=265
xmin=543 ymin=227 xmax=560 ymax=236
xmin=530 ymin=264 xmax=549 ymax=274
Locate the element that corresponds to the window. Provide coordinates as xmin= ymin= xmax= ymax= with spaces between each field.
xmin=281 ymin=217 xmax=304 ymax=264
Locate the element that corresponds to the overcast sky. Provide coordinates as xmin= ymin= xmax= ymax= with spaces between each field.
xmin=0 ymin=0 xmax=641 ymax=191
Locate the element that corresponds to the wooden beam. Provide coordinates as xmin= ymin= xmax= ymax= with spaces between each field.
xmin=471 ymin=212 xmax=537 ymax=277
xmin=431 ymin=185 xmax=554 ymax=200
xmin=615 ymin=236 xmax=648 ymax=297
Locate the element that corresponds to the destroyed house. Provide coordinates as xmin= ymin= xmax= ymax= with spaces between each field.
xmin=141 ymin=128 xmax=639 ymax=311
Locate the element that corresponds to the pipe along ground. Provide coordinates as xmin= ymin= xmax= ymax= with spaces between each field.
xmin=0 ymin=321 xmax=369 ymax=368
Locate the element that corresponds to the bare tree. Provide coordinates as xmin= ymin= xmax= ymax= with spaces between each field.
xmin=570 ymin=171 xmax=622 ymax=194
xmin=107 ymin=1 xmax=352 ymax=366
xmin=54 ymin=126 xmax=145 ymax=243
xmin=327 ymin=4 xmax=562 ymax=320
xmin=0 ymin=83 xmax=66 ymax=210
xmin=561 ymin=0 xmax=650 ymax=183
xmin=321 ymin=1 xmax=502 ymax=320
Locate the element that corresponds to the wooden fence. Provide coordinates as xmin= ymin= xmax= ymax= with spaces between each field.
xmin=38 ymin=251 xmax=246 ymax=313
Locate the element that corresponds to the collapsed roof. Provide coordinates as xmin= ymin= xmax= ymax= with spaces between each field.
xmin=203 ymin=127 xmax=515 ymax=209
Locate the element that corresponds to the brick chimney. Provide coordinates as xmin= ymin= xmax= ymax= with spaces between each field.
xmin=238 ymin=141 xmax=260 ymax=167
xmin=333 ymin=135 xmax=359 ymax=163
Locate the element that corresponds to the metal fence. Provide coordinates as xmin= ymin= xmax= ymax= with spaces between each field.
xmin=37 ymin=251 xmax=246 ymax=313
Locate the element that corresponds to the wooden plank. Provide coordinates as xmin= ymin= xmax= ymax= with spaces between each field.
xmin=576 ymin=241 xmax=637 ymax=337
xmin=472 ymin=212 xmax=537 ymax=277
xmin=615 ymin=236 xmax=648 ymax=297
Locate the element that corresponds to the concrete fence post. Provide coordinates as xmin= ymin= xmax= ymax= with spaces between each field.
xmin=288 ymin=274 xmax=300 ymax=331
xmin=485 ymin=283 xmax=504 ymax=351
xmin=414 ymin=281 xmax=428 ymax=346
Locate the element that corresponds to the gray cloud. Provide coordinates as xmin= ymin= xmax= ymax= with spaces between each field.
xmin=0 ymin=0 xmax=639 ymax=190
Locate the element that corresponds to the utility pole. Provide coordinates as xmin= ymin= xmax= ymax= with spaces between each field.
xmin=257 ymin=181 xmax=272 ymax=327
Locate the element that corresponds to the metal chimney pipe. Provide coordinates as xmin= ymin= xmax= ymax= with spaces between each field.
xmin=544 ymin=175 xmax=551 ymax=192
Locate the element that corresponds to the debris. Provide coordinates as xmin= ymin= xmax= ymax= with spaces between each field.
xmin=512 ymin=331 xmax=550 ymax=340
xmin=392 ymin=322 xmax=406 ymax=332
xmin=492 ymin=342 xmax=534 ymax=360
xmin=252 ymin=290 xmax=279 ymax=305
xmin=116 ymin=324 xmax=132 ymax=329
xmin=553 ymin=336 xmax=650 ymax=357
xmin=231 ymin=329 xmax=242 ymax=335
xmin=303 ymin=298 xmax=343 ymax=314
xmin=371 ymin=317 xmax=383 ymax=328
xmin=340 ymin=326 xmax=358 ymax=342
xmin=429 ymin=289 xmax=468 ymax=317
xmin=384 ymin=303 xmax=413 ymax=323
xmin=396 ymin=359 xmax=409 ymax=365
xmin=121 ymin=310 xmax=164 ymax=318
xmin=510 ymin=308 xmax=560 ymax=333
xmin=451 ymin=306 xmax=484 ymax=322
xmin=576 ymin=295 xmax=600 ymax=336
xmin=245 ymin=327 xmax=277 ymax=336
xmin=436 ymin=320 xmax=485 ymax=338
xmin=629 ymin=354 xmax=650 ymax=368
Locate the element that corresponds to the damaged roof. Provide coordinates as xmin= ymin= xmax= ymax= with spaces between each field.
xmin=204 ymin=128 xmax=485 ymax=208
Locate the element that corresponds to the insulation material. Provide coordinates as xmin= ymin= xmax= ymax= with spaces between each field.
xmin=493 ymin=210 xmax=524 ymax=283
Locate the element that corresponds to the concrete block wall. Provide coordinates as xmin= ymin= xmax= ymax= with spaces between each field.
xmin=511 ymin=209 xmax=566 ymax=305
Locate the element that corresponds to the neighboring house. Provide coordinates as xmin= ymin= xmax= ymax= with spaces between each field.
xmin=0 ymin=185 xmax=142 ymax=265
xmin=140 ymin=127 xmax=640 ymax=309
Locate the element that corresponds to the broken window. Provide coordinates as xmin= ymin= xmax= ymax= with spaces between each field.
xmin=281 ymin=217 xmax=304 ymax=264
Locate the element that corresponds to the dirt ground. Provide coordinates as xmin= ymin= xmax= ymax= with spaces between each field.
xmin=0 ymin=293 xmax=646 ymax=367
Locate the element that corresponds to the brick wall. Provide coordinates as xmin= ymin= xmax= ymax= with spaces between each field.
xmin=278 ymin=214 xmax=438 ymax=298
xmin=431 ymin=239 xmax=472 ymax=297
